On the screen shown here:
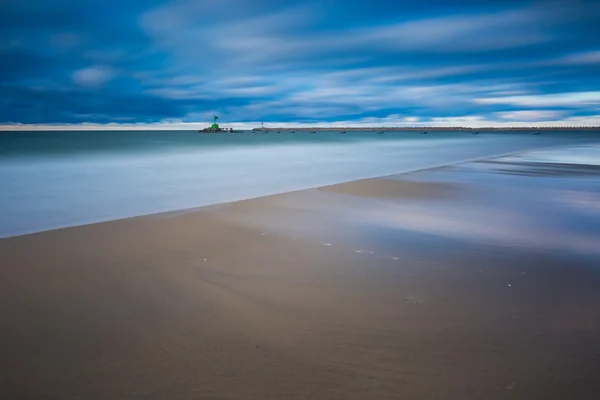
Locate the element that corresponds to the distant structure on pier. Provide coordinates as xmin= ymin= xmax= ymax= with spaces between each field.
xmin=199 ymin=115 xmax=238 ymax=133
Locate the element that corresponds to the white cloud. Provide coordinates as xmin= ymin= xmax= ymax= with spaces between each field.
xmin=221 ymin=86 xmax=280 ymax=97
xmin=476 ymin=91 xmax=600 ymax=107
xmin=495 ymin=110 xmax=567 ymax=121
xmin=361 ymin=8 xmax=551 ymax=52
xmin=273 ymin=81 xmax=527 ymax=113
xmin=370 ymin=65 xmax=485 ymax=83
xmin=145 ymin=76 xmax=280 ymax=100
xmin=556 ymin=50 xmax=600 ymax=65
xmin=72 ymin=67 xmax=114 ymax=87
xmin=145 ymin=87 xmax=208 ymax=100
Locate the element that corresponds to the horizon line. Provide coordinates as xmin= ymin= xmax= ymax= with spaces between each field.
xmin=2 ymin=125 xmax=600 ymax=131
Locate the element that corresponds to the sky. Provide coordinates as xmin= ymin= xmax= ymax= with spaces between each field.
xmin=1 ymin=0 xmax=600 ymax=129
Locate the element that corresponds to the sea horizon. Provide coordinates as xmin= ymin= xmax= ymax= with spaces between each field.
xmin=2 ymin=125 xmax=600 ymax=132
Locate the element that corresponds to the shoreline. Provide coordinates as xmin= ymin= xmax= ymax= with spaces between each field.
xmin=0 ymin=142 xmax=579 ymax=241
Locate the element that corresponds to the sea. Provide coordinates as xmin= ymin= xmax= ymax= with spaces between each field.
xmin=1 ymin=129 xmax=599 ymax=238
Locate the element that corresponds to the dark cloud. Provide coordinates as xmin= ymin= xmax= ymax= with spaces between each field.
xmin=1 ymin=0 xmax=599 ymax=126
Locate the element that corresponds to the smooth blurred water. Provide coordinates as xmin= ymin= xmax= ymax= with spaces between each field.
xmin=1 ymin=130 xmax=598 ymax=238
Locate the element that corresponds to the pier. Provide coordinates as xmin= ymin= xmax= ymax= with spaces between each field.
xmin=252 ymin=126 xmax=600 ymax=132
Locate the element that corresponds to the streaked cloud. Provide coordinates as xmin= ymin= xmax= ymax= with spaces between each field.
xmin=1 ymin=0 xmax=600 ymax=126
xmin=556 ymin=50 xmax=600 ymax=65
xmin=358 ymin=8 xmax=552 ymax=52
xmin=72 ymin=66 xmax=114 ymax=88
xmin=495 ymin=110 xmax=567 ymax=121
xmin=477 ymin=91 xmax=600 ymax=107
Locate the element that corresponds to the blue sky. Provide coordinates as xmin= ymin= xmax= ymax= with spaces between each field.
xmin=1 ymin=0 xmax=600 ymax=128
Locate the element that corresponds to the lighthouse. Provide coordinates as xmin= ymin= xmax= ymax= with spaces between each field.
xmin=199 ymin=114 xmax=238 ymax=132
xmin=200 ymin=114 xmax=225 ymax=132
xmin=211 ymin=115 xmax=219 ymax=130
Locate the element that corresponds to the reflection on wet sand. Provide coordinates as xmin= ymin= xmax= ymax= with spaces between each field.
xmin=319 ymin=178 xmax=465 ymax=199
xmin=224 ymin=147 xmax=600 ymax=258
xmin=478 ymin=160 xmax=600 ymax=177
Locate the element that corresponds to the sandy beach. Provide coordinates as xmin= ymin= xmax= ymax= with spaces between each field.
xmin=2 ymin=151 xmax=600 ymax=399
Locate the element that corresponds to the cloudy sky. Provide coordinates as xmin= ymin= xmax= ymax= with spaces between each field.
xmin=1 ymin=0 xmax=600 ymax=128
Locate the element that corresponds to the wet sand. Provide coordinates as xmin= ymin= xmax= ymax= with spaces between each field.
xmin=2 ymin=152 xmax=600 ymax=399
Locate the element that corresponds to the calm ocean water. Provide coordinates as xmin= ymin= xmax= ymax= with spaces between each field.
xmin=1 ymin=130 xmax=598 ymax=238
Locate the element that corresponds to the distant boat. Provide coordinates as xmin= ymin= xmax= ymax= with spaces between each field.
xmin=378 ymin=131 xmax=384 ymax=134
xmin=422 ymin=131 xmax=428 ymax=134
xmin=473 ymin=131 xmax=479 ymax=134
xmin=311 ymin=130 xmax=317 ymax=133
xmin=291 ymin=130 xmax=295 ymax=133
xmin=534 ymin=131 xmax=541 ymax=135
xmin=341 ymin=130 xmax=347 ymax=134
